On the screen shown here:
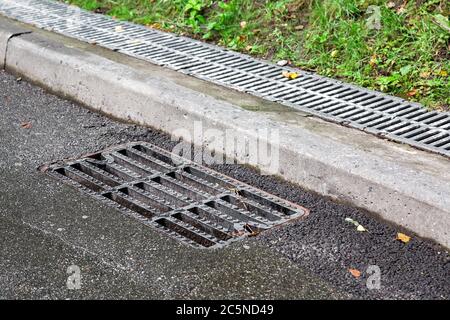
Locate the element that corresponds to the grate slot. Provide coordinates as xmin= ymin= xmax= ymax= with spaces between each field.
xmin=151 ymin=176 xmax=207 ymax=202
xmin=172 ymin=212 xmax=232 ymax=241
xmin=187 ymin=206 xmax=236 ymax=231
xmin=55 ymin=167 xmax=106 ymax=192
xmin=103 ymin=192 xmax=157 ymax=218
xmin=204 ymin=200 xmax=266 ymax=225
xmin=220 ymin=195 xmax=281 ymax=222
xmin=155 ymin=218 xmax=217 ymax=247
xmin=70 ymin=162 xmax=122 ymax=187
xmin=133 ymin=181 xmax=189 ymax=208
xmin=182 ymin=166 xmax=235 ymax=190
xmin=117 ymin=186 xmax=173 ymax=213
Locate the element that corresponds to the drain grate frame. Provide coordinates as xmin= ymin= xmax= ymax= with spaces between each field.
xmin=45 ymin=142 xmax=309 ymax=248
xmin=0 ymin=0 xmax=449 ymax=158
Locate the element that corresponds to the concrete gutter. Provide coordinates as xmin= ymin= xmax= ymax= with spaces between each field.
xmin=1 ymin=16 xmax=449 ymax=248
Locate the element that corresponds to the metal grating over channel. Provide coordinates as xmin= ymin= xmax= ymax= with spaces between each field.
xmin=1 ymin=0 xmax=450 ymax=157
xmin=45 ymin=142 xmax=308 ymax=248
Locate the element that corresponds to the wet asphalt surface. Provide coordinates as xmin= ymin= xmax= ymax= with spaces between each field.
xmin=0 ymin=70 xmax=448 ymax=299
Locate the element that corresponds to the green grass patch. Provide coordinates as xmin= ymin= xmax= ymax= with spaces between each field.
xmin=64 ymin=0 xmax=449 ymax=110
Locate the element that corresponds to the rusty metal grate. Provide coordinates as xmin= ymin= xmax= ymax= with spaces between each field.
xmin=45 ymin=142 xmax=308 ymax=248
xmin=0 ymin=0 xmax=449 ymax=158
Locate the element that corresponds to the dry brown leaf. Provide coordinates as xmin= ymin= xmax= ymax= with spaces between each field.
xmin=238 ymin=35 xmax=247 ymax=42
xmin=406 ymin=89 xmax=417 ymax=97
xmin=349 ymin=268 xmax=361 ymax=278
xmin=21 ymin=121 xmax=32 ymax=129
xmin=420 ymin=71 xmax=430 ymax=79
xmin=396 ymin=232 xmax=411 ymax=243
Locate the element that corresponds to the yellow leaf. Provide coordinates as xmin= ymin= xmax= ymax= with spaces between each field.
xmin=282 ymin=71 xmax=299 ymax=80
xmin=349 ymin=268 xmax=361 ymax=278
xmin=369 ymin=54 xmax=377 ymax=67
xmin=439 ymin=70 xmax=448 ymax=77
xmin=396 ymin=232 xmax=411 ymax=243
xmin=331 ymin=50 xmax=339 ymax=58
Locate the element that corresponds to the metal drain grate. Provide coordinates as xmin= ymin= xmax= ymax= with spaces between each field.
xmin=45 ymin=142 xmax=308 ymax=248
xmin=1 ymin=0 xmax=449 ymax=157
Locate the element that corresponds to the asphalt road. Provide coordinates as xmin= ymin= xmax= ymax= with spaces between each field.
xmin=0 ymin=70 xmax=448 ymax=299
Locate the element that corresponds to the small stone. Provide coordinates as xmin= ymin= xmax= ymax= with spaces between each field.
xmin=243 ymin=245 xmax=250 ymax=250
xmin=82 ymin=215 xmax=89 ymax=219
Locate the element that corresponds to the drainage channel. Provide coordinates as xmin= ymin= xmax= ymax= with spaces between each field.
xmin=45 ymin=142 xmax=308 ymax=248
xmin=1 ymin=0 xmax=449 ymax=158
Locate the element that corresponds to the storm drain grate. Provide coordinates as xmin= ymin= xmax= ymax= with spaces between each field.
xmin=1 ymin=0 xmax=449 ymax=157
xmin=45 ymin=142 xmax=308 ymax=248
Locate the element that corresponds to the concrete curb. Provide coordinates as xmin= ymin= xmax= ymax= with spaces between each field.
xmin=0 ymin=19 xmax=29 ymax=68
xmin=1 ymin=17 xmax=449 ymax=248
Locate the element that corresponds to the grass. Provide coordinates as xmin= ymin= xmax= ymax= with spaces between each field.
xmin=63 ymin=0 xmax=449 ymax=111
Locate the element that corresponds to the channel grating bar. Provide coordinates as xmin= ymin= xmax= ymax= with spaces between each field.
xmin=1 ymin=0 xmax=449 ymax=157
xmin=46 ymin=142 xmax=308 ymax=248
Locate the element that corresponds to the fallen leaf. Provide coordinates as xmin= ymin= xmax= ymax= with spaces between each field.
xmin=115 ymin=25 xmax=124 ymax=33
xmin=294 ymin=25 xmax=304 ymax=30
xmin=406 ymin=89 xmax=417 ymax=97
xmin=349 ymin=268 xmax=361 ymax=278
xmin=244 ymin=224 xmax=261 ymax=237
xmin=420 ymin=71 xmax=430 ymax=79
xmin=238 ymin=35 xmax=246 ymax=42
xmin=345 ymin=217 xmax=358 ymax=226
xmin=369 ymin=54 xmax=377 ymax=67
xmin=345 ymin=217 xmax=368 ymax=232
xmin=396 ymin=232 xmax=411 ymax=243
xmin=331 ymin=49 xmax=339 ymax=58
xmin=277 ymin=60 xmax=289 ymax=66
xmin=147 ymin=23 xmax=161 ymax=30
xmin=439 ymin=70 xmax=448 ymax=77
xmin=240 ymin=21 xmax=247 ymax=29
xmin=21 ymin=121 xmax=32 ymax=129
xmin=282 ymin=71 xmax=299 ymax=80
xmin=386 ymin=1 xmax=396 ymax=8
xmin=357 ymin=225 xmax=367 ymax=232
